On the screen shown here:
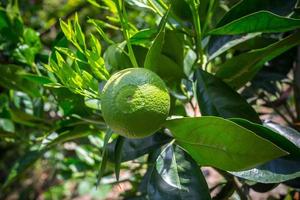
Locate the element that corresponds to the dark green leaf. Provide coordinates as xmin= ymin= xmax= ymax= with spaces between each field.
xmin=169 ymin=0 xmax=192 ymax=21
xmin=50 ymin=87 xmax=91 ymax=116
xmin=216 ymin=32 xmax=300 ymax=89
xmin=114 ymin=136 xmax=125 ymax=181
xmin=107 ymin=132 xmax=171 ymax=162
xmin=207 ymin=33 xmax=260 ymax=61
xmin=130 ymin=29 xmax=157 ymax=47
xmin=0 ymin=8 xmax=23 ymax=49
xmin=209 ymin=11 xmax=300 ymax=35
xmin=243 ymin=49 xmax=296 ymax=96
xmin=0 ymin=64 xmax=41 ymax=97
xmin=194 ymin=69 xmax=260 ymax=123
xmin=217 ymin=0 xmax=297 ymax=27
xmin=284 ymin=177 xmax=300 ymax=188
xmin=96 ymin=129 xmax=112 ymax=186
xmin=20 ymin=73 xmax=54 ymax=85
xmin=148 ymin=144 xmax=211 ymax=200
xmin=0 ymin=11 xmax=9 ymax=29
xmin=231 ymin=158 xmax=300 ymax=183
xmin=249 ymin=183 xmax=278 ymax=193
xmin=164 ymin=117 xmax=287 ymax=171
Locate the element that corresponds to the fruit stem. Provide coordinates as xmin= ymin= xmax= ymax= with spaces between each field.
xmin=115 ymin=0 xmax=139 ymax=68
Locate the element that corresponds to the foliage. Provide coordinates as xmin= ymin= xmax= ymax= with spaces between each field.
xmin=1 ymin=0 xmax=300 ymax=199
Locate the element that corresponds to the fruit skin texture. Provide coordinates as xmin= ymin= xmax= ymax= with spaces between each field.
xmin=101 ymin=68 xmax=170 ymax=138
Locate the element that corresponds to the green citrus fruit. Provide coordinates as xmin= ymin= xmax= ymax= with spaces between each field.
xmin=101 ymin=68 xmax=170 ymax=138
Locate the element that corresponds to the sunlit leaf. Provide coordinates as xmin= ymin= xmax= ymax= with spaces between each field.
xmin=165 ymin=117 xmax=287 ymax=171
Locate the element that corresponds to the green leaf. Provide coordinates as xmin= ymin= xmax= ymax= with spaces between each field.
xmin=96 ymin=129 xmax=112 ymax=186
xmin=164 ymin=117 xmax=287 ymax=171
xmin=12 ymin=28 xmax=42 ymax=65
xmin=233 ymin=120 xmax=300 ymax=183
xmin=217 ymin=0 xmax=297 ymax=27
xmin=148 ymin=144 xmax=211 ymax=200
xmin=0 ymin=64 xmax=41 ymax=97
xmin=208 ymin=33 xmax=260 ymax=61
xmin=209 ymin=11 xmax=300 ymax=35
xmin=103 ymin=42 xmax=148 ymax=72
xmin=73 ymin=13 xmax=86 ymax=50
xmin=169 ymin=0 xmax=192 ymax=21
xmin=87 ymin=0 xmax=101 ymax=8
xmin=55 ymin=47 xmax=86 ymax=63
xmin=20 ymin=73 xmax=54 ymax=85
xmin=107 ymin=132 xmax=171 ymax=162
xmin=0 ymin=5 xmax=23 ymax=48
xmin=216 ymin=32 xmax=300 ymax=89
xmin=230 ymin=118 xmax=300 ymax=157
xmin=85 ymin=49 xmax=110 ymax=81
xmin=9 ymin=109 xmax=50 ymax=129
xmin=47 ymin=51 xmax=98 ymax=98
xmin=90 ymin=34 xmax=102 ymax=55
xmin=23 ymin=28 xmax=42 ymax=51
xmin=0 ymin=11 xmax=9 ymax=29
xmin=127 ymin=0 xmax=154 ymax=11
xmin=264 ymin=122 xmax=300 ymax=149
xmin=114 ymin=136 xmax=125 ymax=181
xmin=50 ymin=87 xmax=92 ymax=116
xmin=0 ymin=129 xmax=15 ymax=138
xmin=130 ymin=29 xmax=157 ymax=47
xmin=43 ymin=126 xmax=98 ymax=149
xmin=103 ymin=42 xmax=132 ymax=72
xmin=144 ymin=14 xmax=167 ymax=69
xmin=1 ymin=150 xmax=46 ymax=191
xmin=0 ymin=118 xmax=15 ymax=132
xmin=144 ymin=11 xmax=184 ymax=88
xmin=153 ymin=54 xmax=184 ymax=87
xmin=231 ymin=158 xmax=300 ymax=183
xmin=249 ymin=183 xmax=278 ymax=193
xmin=194 ymin=69 xmax=260 ymax=123
xmin=162 ymin=30 xmax=184 ymax=66
xmin=59 ymin=19 xmax=72 ymax=41
xmin=88 ymin=19 xmax=114 ymax=44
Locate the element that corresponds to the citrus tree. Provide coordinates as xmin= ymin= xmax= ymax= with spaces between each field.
xmin=1 ymin=0 xmax=300 ymax=199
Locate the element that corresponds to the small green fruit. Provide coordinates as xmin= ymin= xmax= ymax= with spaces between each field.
xmin=101 ymin=68 xmax=170 ymax=138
